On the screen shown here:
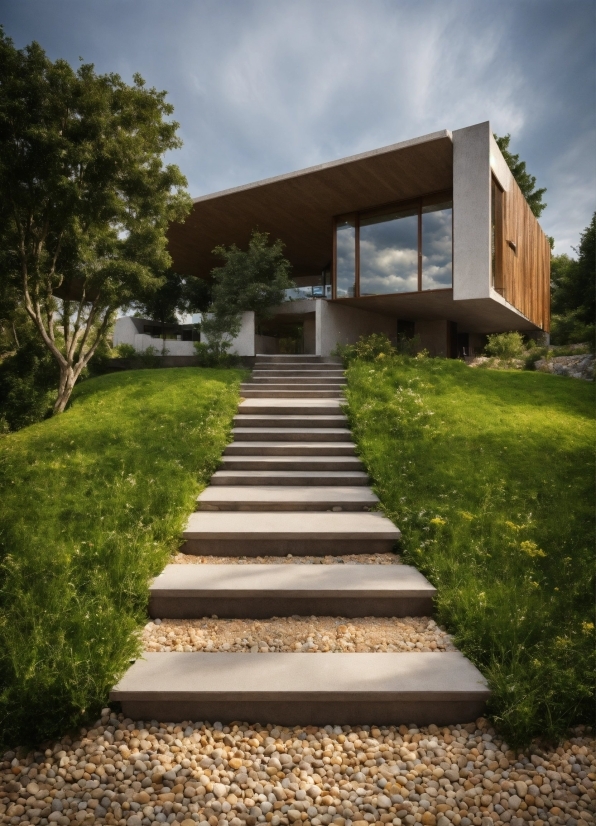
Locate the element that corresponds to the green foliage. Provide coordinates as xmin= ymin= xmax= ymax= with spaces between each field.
xmin=0 ymin=30 xmax=191 ymax=414
xmin=203 ymin=230 xmax=295 ymax=349
xmin=0 ymin=367 xmax=245 ymax=744
xmin=550 ymin=213 xmax=596 ymax=346
xmin=132 ymin=272 xmax=211 ymax=330
xmin=494 ymin=134 xmax=547 ymax=218
xmin=344 ymin=356 xmax=594 ymax=745
xmin=484 ymin=331 xmax=526 ymax=360
xmin=193 ymin=341 xmax=239 ymax=368
xmin=0 ymin=332 xmax=58 ymax=432
xmin=333 ymin=333 xmax=397 ymax=363
xmin=115 ymin=343 xmax=137 ymax=358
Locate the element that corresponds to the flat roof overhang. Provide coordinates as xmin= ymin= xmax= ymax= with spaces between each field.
xmin=167 ymin=130 xmax=453 ymax=279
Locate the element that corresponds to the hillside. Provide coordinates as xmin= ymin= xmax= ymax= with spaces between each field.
xmin=0 ymin=367 xmax=245 ymax=744
xmin=344 ymin=357 xmax=595 ymax=745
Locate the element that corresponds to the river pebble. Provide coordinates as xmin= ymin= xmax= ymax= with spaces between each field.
xmin=1 ymin=717 xmax=593 ymax=826
xmin=172 ymin=554 xmax=402 ymax=566
xmin=142 ymin=617 xmax=455 ymax=654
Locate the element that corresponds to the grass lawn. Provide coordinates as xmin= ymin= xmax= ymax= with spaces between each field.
xmin=344 ymin=356 xmax=595 ymax=746
xmin=0 ymin=367 xmax=245 ymax=746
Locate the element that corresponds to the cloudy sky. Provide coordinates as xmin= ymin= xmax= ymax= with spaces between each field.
xmin=2 ymin=0 xmax=594 ymax=255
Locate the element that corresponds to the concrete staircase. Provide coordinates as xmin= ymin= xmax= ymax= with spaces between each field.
xmin=111 ymin=354 xmax=489 ymax=724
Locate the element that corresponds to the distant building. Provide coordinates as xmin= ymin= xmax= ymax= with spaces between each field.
xmin=166 ymin=121 xmax=550 ymax=357
xmin=113 ymin=317 xmax=199 ymax=356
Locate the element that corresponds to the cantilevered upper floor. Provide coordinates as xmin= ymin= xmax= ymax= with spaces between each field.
xmin=167 ymin=121 xmax=550 ymax=337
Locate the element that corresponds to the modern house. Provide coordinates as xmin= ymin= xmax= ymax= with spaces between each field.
xmin=166 ymin=121 xmax=550 ymax=357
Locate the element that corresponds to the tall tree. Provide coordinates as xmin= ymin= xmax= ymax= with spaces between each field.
xmin=494 ymin=134 xmax=547 ymax=218
xmin=0 ymin=31 xmax=191 ymax=413
xmin=550 ymin=212 xmax=595 ymax=344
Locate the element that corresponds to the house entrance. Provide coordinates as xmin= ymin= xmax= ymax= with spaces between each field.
xmin=256 ymin=319 xmax=305 ymax=355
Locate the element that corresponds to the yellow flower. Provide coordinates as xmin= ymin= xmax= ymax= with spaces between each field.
xmin=520 ymin=540 xmax=546 ymax=558
xmin=459 ymin=511 xmax=474 ymax=521
xmin=505 ymin=521 xmax=522 ymax=531
xmin=582 ymin=621 xmax=594 ymax=635
xmin=430 ymin=516 xmax=446 ymax=526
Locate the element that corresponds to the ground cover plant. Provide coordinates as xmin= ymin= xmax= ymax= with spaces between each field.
xmin=343 ymin=351 xmax=595 ymax=746
xmin=0 ymin=367 xmax=245 ymax=745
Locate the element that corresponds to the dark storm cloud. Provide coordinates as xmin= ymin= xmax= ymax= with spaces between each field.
xmin=1 ymin=0 xmax=594 ymax=254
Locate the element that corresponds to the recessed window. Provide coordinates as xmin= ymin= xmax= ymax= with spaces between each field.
xmin=334 ymin=194 xmax=452 ymax=298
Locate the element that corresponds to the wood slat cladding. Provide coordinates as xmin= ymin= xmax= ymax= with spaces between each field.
xmin=167 ymin=135 xmax=453 ymax=279
xmin=500 ymin=181 xmax=551 ymax=331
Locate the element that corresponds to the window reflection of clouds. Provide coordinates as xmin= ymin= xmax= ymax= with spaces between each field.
xmin=360 ymin=211 xmax=418 ymax=295
xmin=336 ymin=221 xmax=356 ymax=297
xmin=422 ymin=205 xmax=452 ymax=290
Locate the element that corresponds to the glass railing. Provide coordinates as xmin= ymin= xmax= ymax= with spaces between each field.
xmin=284 ymin=285 xmax=332 ymax=301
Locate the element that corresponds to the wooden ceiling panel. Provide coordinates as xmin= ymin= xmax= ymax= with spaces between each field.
xmin=167 ymin=134 xmax=453 ymax=279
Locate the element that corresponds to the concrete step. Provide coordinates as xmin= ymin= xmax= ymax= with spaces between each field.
xmin=196 ymin=485 xmax=378 ymax=511
xmin=233 ymin=427 xmax=352 ymax=442
xmin=181 ymin=511 xmax=400 ymax=555
xmin=255 ymin=356 xmax=342 ymax=364
xmin=149 ymin=563 xmax=436 ymax=618
xmin=238 ymin=399 xmax=343 ymax=415
xmin=110 ymin=651 xmax=490 ymax=725
xmin=210 ymin=470 xmax=369 ymax=486
xmin=248 ymin=377 xmax=346 ymax=385
xmin=224 ymin=441 xmax=357 ymax=456
xmin=252 ymin=369 xmax=346 ymax=377
xmin=233 ymin=414 xmax=348 ymax=428
xmin=220 ymin=456 xmax=364 ymax=471
xmin=240 ymin=389 xmax=344 ymax=398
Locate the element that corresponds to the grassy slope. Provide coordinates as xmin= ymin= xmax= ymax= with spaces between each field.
xmin=345 ymin=357 xmax=595 ymax=746
xmin=0 ymin=367 xmax=245 ymax=745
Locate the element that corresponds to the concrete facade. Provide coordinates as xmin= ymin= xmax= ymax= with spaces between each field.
xmin=113 ymin=316 xmax=196 ymax=356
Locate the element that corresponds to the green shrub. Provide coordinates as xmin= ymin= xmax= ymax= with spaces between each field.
xmin=333 ymin=333 xmax=397 ymax=364
xmin=0 ymin=335 xmax=58 ymax=432
xmin=115 ymin=343 xmax=137 ymax=358
xmin=193 ymin=340 xmax=239 ymax=368
xmin=484 ymin=331 xmax=526 ymax=360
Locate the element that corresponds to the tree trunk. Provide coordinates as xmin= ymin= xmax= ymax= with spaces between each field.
xmin=53 ymin=366 xmax=78 ymax=415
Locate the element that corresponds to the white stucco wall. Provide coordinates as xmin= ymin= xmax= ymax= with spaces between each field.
xmin=452 ymin=122 xmax=492 ymax=301
xmin=202 ymin=311 xmax=255 ymax=356
xmin=132 ymin=335 xmax=195 ymax=356
xmin=113 ymin=317 xmax=141 ymax=348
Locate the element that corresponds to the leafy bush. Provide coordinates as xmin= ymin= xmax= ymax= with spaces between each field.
xmin=0 ymin=335 xmax=58 ymax=432
xmin=115 ymin=343 xmax=137 ymax=358
xmin=345 ymin=356 xmax=594 ymax=746
xmin=193 ymin=340 xmax=239 ymax=368
xmin=484 ymin=331 xmax=526 ymax=360
xmin=333 ymin=333 xmax=397 ymax=364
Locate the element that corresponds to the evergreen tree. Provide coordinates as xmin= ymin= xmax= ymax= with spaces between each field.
xmin=494 ymin=134 xmax=547 ymax=218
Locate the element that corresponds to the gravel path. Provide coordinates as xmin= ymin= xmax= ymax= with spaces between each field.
xmin=142 ymin=618 xmax=456 ymax=654
xmin=171 ymin=555 xmax=402 ymax=566
xmin=2 ymin=715 xmax=593 ymax=826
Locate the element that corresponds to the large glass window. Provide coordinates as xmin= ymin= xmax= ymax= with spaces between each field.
xmin=359 ymin=208 xmax=419 ymax=295
xmin=333 ymin=194 xmax=453 ymax=298
xmin=421 ymin=202 xmax=453 ymax=290
xmin=335 ymin=217 xmax=356 ymax=297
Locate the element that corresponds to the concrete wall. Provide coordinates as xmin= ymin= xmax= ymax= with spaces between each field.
xmin=132 ymin=334 xmax=196 ymax=356
xmin=202 ymin=311 xmax=256 ymax=356
xmin=316 ymin=301 xmax=396 ymax=356
xmin=452 ymin=122 xmax=492 ymax=301
xmin=113 ymin=317 xmax=142 ymax=348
